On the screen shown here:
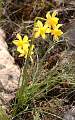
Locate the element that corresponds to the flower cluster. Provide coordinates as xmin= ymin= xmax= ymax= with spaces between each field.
xmin=13 ymin=11 xmax=63 ymax=62
xmin=13 ymin=33 xmax=34 ymax=62
xmin=34 ymin=11 xmax=63 ymax=41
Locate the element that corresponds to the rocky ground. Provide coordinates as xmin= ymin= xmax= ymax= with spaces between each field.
xmin=0 ymin=28 xmax=20 ymax=111
xmin=1 ymin=0 xmax=75 ymax=120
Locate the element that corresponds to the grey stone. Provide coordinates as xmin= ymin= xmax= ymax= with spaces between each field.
xmin=64 ymin=107 xmax=75 ymax=120
xmin=0 ymin=28 xmax=20 ymax=105
xmin=64 ymin=20 xmax=75 ymax=50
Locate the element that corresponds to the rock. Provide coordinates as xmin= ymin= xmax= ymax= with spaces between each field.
xmin=0 ymin=28 xmax=20 ymax=105
xmin=64 ymin=20 xmax=75 ymax=49
xmin=69 ymin=0 xmax=75 ymax=6
xmin=64 ymin=28 xmax=75 ymax=49
xmin=62 ymin=21 xmax=75 ymax=119
xmin=64 ymin=106 xmax=75 ymax=120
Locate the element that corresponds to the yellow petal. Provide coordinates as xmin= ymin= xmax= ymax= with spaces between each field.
xmin=41 ymin=33 xmax=46 ymax=39
xmin=51 ymin=30 xmax=54 ymax=35
xmin=13 ymin=40 xmax=18 ymax=45
xmin=54 ymin=35 xmax=58 ymax=39
xmin=46 ymin=28 xmax=51 ymax=33
xmin=45 ymin=22 xmax=50 ymax=27
xmin=17 ymin=47 xmax=23 ymax=53
xmin=23 ymin=35 xmax=28 ymax=42
xmin=23 ymin=45 xmax=29 ymax=53
xmin=19 ymin=53 xmax=27 ymax=58
xmin=52 ymin=11 xmax=57 ymax=17
xmin=16 ymin=33 xmax=22 ymax=40
xmin=53 ymin=34 xmax=59 ymax=41
xmin=51 ymin=18 xmax=59 ymax=26
xmin=34 ymin=31 xmax=40 ymax=38
xmin=37 ymin=20 xmax=43 ymax=28
xmin=13 ymin=40 xmax=23 ymax=46
xmin=19 ymin=53 xmax=24 ymax=57
xmin=44 ymin=24 xmax=49 ymax=29
xmin=33 ymin=28 xmax=39 ymax=31
xmin=56 ymin=24 xmax=63 ymax=29
xmin=17 ymin=47 xmax=28 ymax=58
xmin=57 ymin=30 xmax=63 ymax=36
xmin=24 ymin=54 xmax=27 ymax=59
xmin=46 ymin=11 xmax=51 ymax=18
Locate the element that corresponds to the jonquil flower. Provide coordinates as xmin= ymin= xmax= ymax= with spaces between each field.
xmin=51 ymin=24 xmax=63 ymax=41
xmin=13 ymin=34 xmax=34 ymax=61
xmin=45 ymin=11 xmax=59 ymax=28
xmin=17 ymin=44 xmax=34 ymax=62
xmin=17 ymin=44 xmax=29 ymax=58
xmin=13 ymin=33 xmax=30 ymax=47
xmin=34 ymin=20 xmax=51 ymax=39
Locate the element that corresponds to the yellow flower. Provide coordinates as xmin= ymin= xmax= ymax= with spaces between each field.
xmin=17 ymin=44 xmax=34 ymax=61
xmin=13 ymin=33 xmax=30 ymax=47
xmin=51 ymin=24 xmax=63 ymax=41
xmin=17 ymin=44 xmax=29 ymax=58
xmin=34 ymin=20 xmax=51 ymax=39
xmin=13 ymin=33 xmax=34 ymax=61
xmin=45 ymin=11 xmax=59 ymax=28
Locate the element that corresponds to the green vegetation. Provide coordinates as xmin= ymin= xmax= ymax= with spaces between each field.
xmin=0 ymin=107 xmax=10 ymax=120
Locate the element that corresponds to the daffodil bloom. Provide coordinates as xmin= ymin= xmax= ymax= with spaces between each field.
xmin=34 ymin=20 xmax=51 ymax=39
xmin=17 ymin=44 xmax=29 ymax=58
xmin=17 ymin=44 xmax=34 ymax=61
xmin=13 ymin=34 xmax=34 ymax=61
xmin=13 ymin=33 xmax=30 ymax=47
xmin=45 ymin=11 xmax=59 ymax=28
xmin=51 ymin=24 xmax=63 ymax=41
